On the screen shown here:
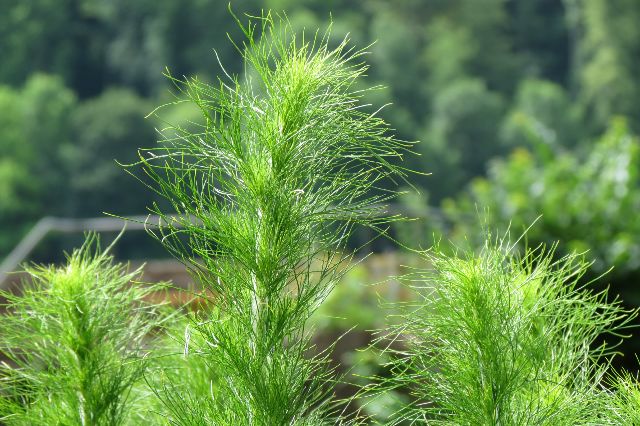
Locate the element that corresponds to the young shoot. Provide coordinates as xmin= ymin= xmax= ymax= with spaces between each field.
xmin=135 ymin=11 xmax=410 ymax=426
xmin=0 ymin=233 xmax=160 ymax=425
xmin=372 ymin=239 xmax=637 ymax=425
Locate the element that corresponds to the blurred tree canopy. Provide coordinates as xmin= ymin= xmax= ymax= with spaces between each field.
xmin=64 ymin=89 xmax=156 ymax=217
xmin=1 ymin=0 xmax=639 ymax=290
xmin=445 ymin=118 xmax=640 ymax=282
xmin=0 ymin=74 xmax=76 ymax=253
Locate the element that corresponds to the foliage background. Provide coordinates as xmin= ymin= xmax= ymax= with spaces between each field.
xmin=2 ymin=0 xmax=640 ymax=367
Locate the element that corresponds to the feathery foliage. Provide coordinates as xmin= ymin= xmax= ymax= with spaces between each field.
xmin=372 ymin=239 xmax=637 ymax=425
xmin=131 ymin=310 xmax=223 ymax=425
xmin=0 ymin=234 xmax=160 ymax=425
xmin=135 ymin=11 xmax=411 ymax=425
xmin=601 ymin=370 xmax=640 ymax=424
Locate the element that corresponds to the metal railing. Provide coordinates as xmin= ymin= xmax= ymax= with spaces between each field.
xmin=0 ymin=216 xmax=164 ymax=289
xmin=0 ymin=205 xmax=442 ymax=289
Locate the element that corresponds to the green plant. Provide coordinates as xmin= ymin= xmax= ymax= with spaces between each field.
xmin=135 ymin=11 xmax=410 ymax=425
xmin=603 ymin=370 xmax=640 ymax=424
xmin=370 ymin=239 xmax=637 ymax=425
xmin=134 ymin=310 xmax=224 ymax=425
xmin=0 ymin=234 xmax=160 ymax=425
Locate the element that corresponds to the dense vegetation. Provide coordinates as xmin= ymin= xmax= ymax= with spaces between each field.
xmin=0 ymin=234 xmax=160 ymax=424
xmin=369 ymin=242 xmax=639 ymax=425
xmin=3 ymin=5 xmax=640 ymax=423
xmin=3 ymin=0 xmax=640 ymax=255
xmin=133 ymin=13 xmax=410 ymax=424
xmin=3 ymin=0 xmax=640 ymax=374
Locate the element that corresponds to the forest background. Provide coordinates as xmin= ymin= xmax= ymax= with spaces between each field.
xmin=2 ymin=0 xmax=640 ymax=365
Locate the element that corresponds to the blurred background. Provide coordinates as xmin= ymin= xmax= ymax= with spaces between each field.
xmin=1 ymin=0 xmax=640 ymax=415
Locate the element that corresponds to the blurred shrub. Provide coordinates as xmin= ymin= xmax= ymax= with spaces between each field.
xmin=311 ymin=263 xmax=379 ymax=332
xmin=309 ymin=254 xmax=418 ymax=423
xmin=444 ymin=118 xmax=640 ymax=295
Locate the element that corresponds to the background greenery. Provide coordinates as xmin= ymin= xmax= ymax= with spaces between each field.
xmin=2 ymin=0 xmax=640 ymax=365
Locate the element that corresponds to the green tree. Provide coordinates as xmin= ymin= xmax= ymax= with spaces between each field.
xmin=429 ymin=0 xmax=522 ymax=94
xmin=0 ymin=0 xmax=109 ymax=97
xmin=509 ymin=0 xmax=570 ymax=83
xmin=368 ymin=6 xmax=427 ymax=138
xmin=565 ymin=0 xmax=640 ymax=131
xmin=423 ymin=78 xmax=505 ymax=200
xmin=64 ymin=89 xmax=156 ymax=217
xmin=22 ymin=74 xmax=78 ymax=207
xmin=101 ymin=0 xmax=259 ymax=95
xmin=422 ymin=17 xmax=475 ymax=92
xmin=0 ymin=74 xmax=76 ymax=255
xmin=500 ymin=79 xmax=582 ymax=155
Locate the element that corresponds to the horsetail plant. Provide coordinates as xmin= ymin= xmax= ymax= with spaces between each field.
xmin=0 ymin=233 xmax=161 ymax=425
xmin=135 ymin=11 xmax=411 ymax=425
xmin=371 ymin=240 xmax=637 ymax=425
